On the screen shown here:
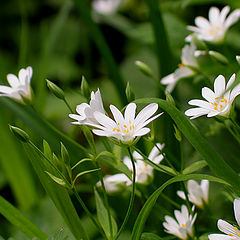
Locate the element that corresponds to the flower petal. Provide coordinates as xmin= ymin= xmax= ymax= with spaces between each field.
xmin=124 ymin=103 xmax=136 ymax=123
xmin=226 ymin=73 xmax=236 ymax=90
xmin=208 ymin=234 xmax=233 ymax=240
xmin=217 ymin=219 xmax=236 ymax=235
xmin=0 ymin=86 xmax=15 ymax=94
xmin=134 ymin=103 xmax=158 ymax=127
xmin=220 ymin=6 xmax=230 ymax=24
xmin=224 ymin=9 xmax=240 ymax=29
xmin=110 ymin=104 xmax=125 ymax=125
xmin=18 ymin=68 xmax=28 ymax=85
xmin=7 ymin=74 xmax=20 ymax=88
xmin=195 ymin=17 xmax=211 ymax=29
xmin=209 ymin=7 xmax=220 ymax=25
xmin=202 ymin=87 xmax=215 ymax=102
xmin=188 ymin=99 xmax=212 ymax=109
xmin=234 ymin=198 xmax=240 ymax=226
xmin=214 ymin=75 xmax=226 ymax=96
xmin=94 ymin=111 xmax=116 ymax=129
xmin=200 ymin=180 xmax=209 ymax=203
xmin=133 ymin=127 xmax=150 ymax=137
xmin=185 ymin=107 xmax=210 ymax=119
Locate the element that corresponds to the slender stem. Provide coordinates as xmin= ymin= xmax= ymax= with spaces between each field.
xmin=181 ymin=182 xmax=192 ymax=214
xmin=230 ymin=118 xmax=240 ymax=133
xmin=72 ymin=187 xmax=106 ymax=238
xmin=133 ymin=147 xmax=178 ymax=176
xmin=154 ymin=142 xmax=177 ymax=172
xmin=224 ymin=121 xmax=240 ymax=144
xmin=63 ymin=98 xmax=74 ymax=114
xmin=95 ymin=161 xmax=113 ymax=239
xmin=113 ymin=147 xmax=136 ymax=240
xmin=161 ymin=193 xmax=181 ymax=209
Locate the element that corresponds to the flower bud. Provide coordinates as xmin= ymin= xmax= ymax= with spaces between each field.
xmin=135 ymin=60 xmax=153 ymax=77
xmin=81 ymin=76 xmax=90 ymax=99
xmin=9 ymin=125 xmax=30 ymax=142
xmin=209 ymin=51 xmax=229 ymax=65
xmin=125 ymin=82 xmax=135 ymax=103
xmin=46 ymin=79 xmax=65 ymax=100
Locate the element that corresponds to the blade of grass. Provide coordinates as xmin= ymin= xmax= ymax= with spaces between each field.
xmin=72 ymin=0 xmax=128 ymax=105
xmin=23 ymin=143 xmax=89 ymax=240
xmin=0 ymin=112 xmax=39 ymax=210
xmin=0 ymin=195 xmax=47 ymax=240
xmin=134 ymin=98 xmax=240 ymax=194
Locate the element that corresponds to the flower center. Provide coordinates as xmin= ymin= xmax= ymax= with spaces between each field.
xmin=112 ymin=120 xmax=135 ymax=135
xmin=178 ymin=62 xmax=186 ymax=68
xmin=210 ymin=97 xmax=228 ymax=111
xmin=209 ymin=26 xmax=221 ymax=36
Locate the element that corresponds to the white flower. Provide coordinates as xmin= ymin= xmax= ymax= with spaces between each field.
xmin=0 ymin=66 xmax=32 ymax=103
xmin=187 ymin=6 xmax=240 ymax=43
xmin=92 ymin=0 xmax=121 ymax=15
xmin=163 ymin=205 xmax=197 ymax=240
xmin=92 ymin=102 xmax=163 ymax=144
xmin=208 ymin=198 xmax=240 ymax=240
xmin=177 ymin=180 xmax=209 ymax=208
xmin=97 ymin=143 xmax=164 ymax=192
xmin=161 ymin=41 xmax=198 ymax=92
xmin=185 ymin=74 xmax=240 ymax=119
xmin=69 ymin=89 xmax=105 ymax=127
xmin=123 ymin=143 xmax=164 ymax=184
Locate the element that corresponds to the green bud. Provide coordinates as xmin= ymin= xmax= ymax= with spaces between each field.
xmin=61 ymin=142 xmax=70 ymax=166
xmin=81 ymin=76 xmax=90 ymax=99
xmin=209 ymin=51 xmax=229 ymax=65
xmin=173 ymin=124 xmax=182 ymax=142
xmin=165 ymin=90 xmax=175 ymax=106
xmin=46 ymin=79 xmax=65 ymax=100
xmin=135 ymin=60 xmax=153 ymax=77
xmin=125 ymin=82 xmax=135 ymax=103
xmin=191 ymin=35 xmax=207 ymax=50
xmin=9 ymin=125 xmax=30 ymax=142
xmin=236 ymin=56 xmax=240 ymax=65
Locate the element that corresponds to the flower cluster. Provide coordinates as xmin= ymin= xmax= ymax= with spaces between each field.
xmin=69 ymin=89 xmax=162 ymax=144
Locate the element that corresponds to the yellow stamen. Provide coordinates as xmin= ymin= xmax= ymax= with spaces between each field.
xmin=181 ymin=224 xmax=186 ymax=228
xmin=236 ymin=233 xmax=240 ymax=236
xmin=123 ymin=125 xmax=127 ymax=128
xmin=220 ymin=104 xmax=223 ymax=108
xmin=229 ymin=234 xmax=234 ymax=236
xmin=178 ymin=62 xmax=186 ymax=68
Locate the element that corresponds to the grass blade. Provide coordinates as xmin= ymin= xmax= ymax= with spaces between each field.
xmin=0 ymin=195 xmax=47 ymax=240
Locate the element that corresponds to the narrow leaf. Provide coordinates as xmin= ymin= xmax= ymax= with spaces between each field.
xmin=0 ymin=196 xmax=47 ymax=240
xmin=183 ymin=160 xmax=208 ymax=175
xmin=141 ymin=233 xmax=163 ymax=240
xmin=94 ymin=189 xmax=118 ymax=239
xmin=45 ymin=171 xmax=68 ymax=187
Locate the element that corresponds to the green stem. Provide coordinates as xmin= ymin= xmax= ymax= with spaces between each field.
xmin=113 ymin=147 xmax=136 ymax=240
xmin=224 ymin=121 xmax=240 ymax=144
xmin=63 ymin=98 xmax=74 ymax=114
xmin=181 ymin=182 xmax=192 ymax=214
xmin=95 ymin=161 xmax=113 ymax=239
xmin=230 ymin=118 xmax=240 ymax=133
xmin=154 ymin=142 xmax=177 ymax=173
xmin=72 ymin=187 xmax=106 ymax=238
xmin=133 ymin=147 xmax=178 ymax=176
xmin=72 ymin=0 xmax=127 ymax=105
xmin=161 ymin=193 xmax=181 ymax=209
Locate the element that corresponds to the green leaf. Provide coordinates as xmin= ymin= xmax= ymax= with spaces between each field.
xmin=45 ymin=171 xmax=68 ymax=187
xmin=0 ymin=196 xmax=47 ymax=240
xmin=131 ymin=174 xmax=228 ymax=240
xmin=94 ymin=189 xmax=118 ymax=240
xmin=183 ymin=160 xmax=208 ymax=175
xmin=72 ymin=169 xmax=100 ymax=186
xmin=141 ymin=233 xmax=163 ymax=240
xmin=134 ymin=98 xmax=240 ymax=194
xmin=0 ymin=114 xmax=38 ymax=209
xmin=23 ymin=143 xmax=89 ymax=240
xmin=43 ymin=140 xmax=53 ymax=161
